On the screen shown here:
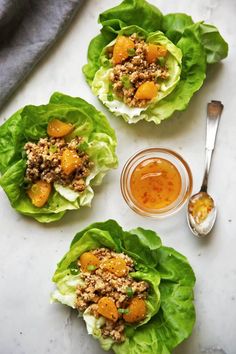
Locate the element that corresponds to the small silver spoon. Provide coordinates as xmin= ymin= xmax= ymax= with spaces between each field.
xmin=187 ymin=100 xmax=224 ymax=237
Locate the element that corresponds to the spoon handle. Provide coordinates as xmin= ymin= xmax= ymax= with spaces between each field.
xmin=201 ymin=100 xmax=224 ymax=192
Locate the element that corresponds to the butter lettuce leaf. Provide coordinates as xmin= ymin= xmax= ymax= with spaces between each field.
xmin=51 ymin=274 xmax=83 ymax=308
xmin=92 ymin=27 xmax=182 ymax=123
xmin=83 ymin=0 xmax=228 ymax=124
xmin=0 ymin=93 xmax=118 ymax=223
xmin=99 ymin=0 xmax=163 ymax=33
xmin=143 ymin=26 xmax=207 ymax=124
xmin=162 ymin=13 xmax=194 ymax=44
xmin=52 ymin=220 xmax=196 ymax=353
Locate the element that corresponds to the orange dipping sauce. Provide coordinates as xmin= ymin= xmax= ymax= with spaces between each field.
xmin=130 ymin=158 xmax=182 ymax=210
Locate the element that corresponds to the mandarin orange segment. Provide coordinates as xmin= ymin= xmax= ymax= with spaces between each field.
xmin=113 ymin=36 xmax=135 ymax=65
xmin=61 ymin=148 xmax=81 ymax=175
xmin=27 ymin=180 xmax=52 ymax=208
xmin=123 ymin=297 xmax=146 ymax=323
xmin=98 ymin=297 xmax=119 ymax=322
xmin=146 ymin=44 xmax=167 ymax=63
xmin=146 ymin=43 xmax=159 ymax=63
xmin=47 ymin=119 xmax=74 ymax=138
xmin=135 ymin=81 xmax=159 ymax=100
xmin=156 ymin=45 xmax=168 ymax=58
xmin=103 ymin=257 xmax=128 ymax=277
xmin=79 ymin=252 xmax=100 ymax=272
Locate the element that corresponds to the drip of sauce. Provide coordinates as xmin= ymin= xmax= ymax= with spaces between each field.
xmin=130 ymin=158 xmax=181 ymax=210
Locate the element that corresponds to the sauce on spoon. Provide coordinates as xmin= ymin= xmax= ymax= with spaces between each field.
xmin=188 ymin=191 xmax=214 ymax=224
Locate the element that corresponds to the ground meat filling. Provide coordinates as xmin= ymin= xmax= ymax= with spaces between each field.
xmin=76 ymin=248 xmax=149 ymax=343
xmin=24 ymin=137 xmax=93 ymax=192
xmin=109 ymin=33 xmax=169 ymax=108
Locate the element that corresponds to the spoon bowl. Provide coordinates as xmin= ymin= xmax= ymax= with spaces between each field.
xmin=187 ymin=192 xmax=217 ymax=237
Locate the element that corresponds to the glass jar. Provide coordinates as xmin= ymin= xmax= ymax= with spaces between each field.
xmin=120 ymin=148 xmax=193 ymax=218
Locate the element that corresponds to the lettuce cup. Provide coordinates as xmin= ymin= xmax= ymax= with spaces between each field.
xmin=91 ymin=30 xmax=182 ymax=123
xmin=51 ymin=220 xmax=196 ymax=354
xmin=83 ymin=0 xmax=228 ymax=124
xmin=0 ymin=93 xmax=118 ymax=222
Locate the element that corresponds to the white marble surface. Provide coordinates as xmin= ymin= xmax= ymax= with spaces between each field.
xmin=0 ymin=1 xmax=236 ymax=354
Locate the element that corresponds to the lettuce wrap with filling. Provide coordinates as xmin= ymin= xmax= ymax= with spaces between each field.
xmin=83 ymin=0 xmax=228 ymax=124
xmin=51 ymin=220 xmax=196 ymax=353
xmin=0 ymin=93 xmax=118 ymax=223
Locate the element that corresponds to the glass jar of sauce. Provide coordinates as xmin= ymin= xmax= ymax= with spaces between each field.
xmin=120 ymin=148 xmax=193 ymax=217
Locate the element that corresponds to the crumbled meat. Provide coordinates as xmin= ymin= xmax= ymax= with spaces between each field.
xmin=76 ymin=248 xmax=149 ymax=343
xmin=24 ymin=137 xmax=93 ymax=192
xmin=109 ymin=33 xmax=169 ymax=108
xmin=101 ymin=319 xmax=125 ymax=342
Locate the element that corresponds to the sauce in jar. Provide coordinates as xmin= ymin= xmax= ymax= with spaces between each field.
xmin=130 ymin=157 xmax=182 ymax=210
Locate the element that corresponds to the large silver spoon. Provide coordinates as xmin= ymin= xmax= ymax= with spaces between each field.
xmin=187 ymin=100 xmax=224 ymax=237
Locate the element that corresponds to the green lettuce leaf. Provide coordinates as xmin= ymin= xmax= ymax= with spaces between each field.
xmin=143 ymin=26 xmax=207 ymax=124
xmin=50 ymin=274 xmax=83 ymax=308
xmin=83 ymin=34 xmax=109 ymax=86
xmin=162 ymin=13 xmax=194 ymax=44
xmin=83 ymin=311 xmax=113 ymax=350
xmin=83 ymin=0 xmax=228 ymax=124
xmin=91 ymin=27 xmax=182 ymax=123
xmin=0 ymin=109 xmax=25 ymax=174
xmin=99 ymin=0 xmax=163 ymax=33
xmin=0 ymin=93 xmax=118 ymax=223
xmin=52 ymin=220 xmax=196 ymax=353
xmin=197 ymin=23 xmax=228 ymax=64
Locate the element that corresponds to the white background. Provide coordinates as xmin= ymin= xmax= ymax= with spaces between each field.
xmin=0 ymin=1 xmax=235 ymax=354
